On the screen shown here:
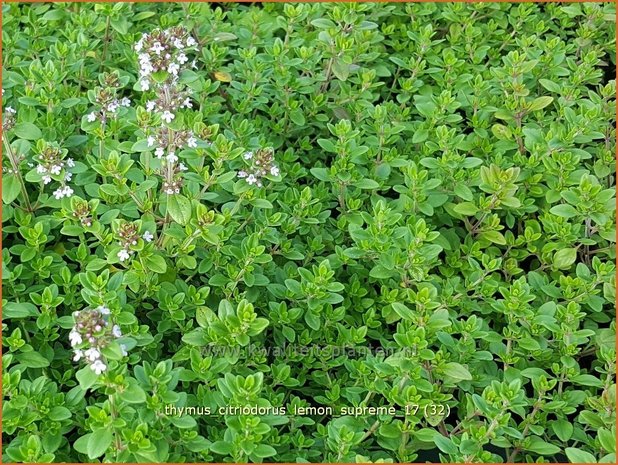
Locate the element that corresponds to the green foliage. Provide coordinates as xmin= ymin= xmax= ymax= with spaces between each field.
xmin=2 ymin=2 xmax=616 ymax=463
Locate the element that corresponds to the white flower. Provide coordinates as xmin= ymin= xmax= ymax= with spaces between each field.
xmin=87 ymin=112 xmax=97 ymax=122
xmin=161 ymin=111 xmax=175 ymax=123
xmin=151 ymin=42 xmax=165 ymax=55
xmin=73 ymin=349 xmax=83 ymax=361
xmin=168 ymin=62 xmax=180 ymax=75
xmin=179 ymin=163 xmax=188 ymax=171
xmin=50 ymin=165 xmax=62 ymax=175
xmin=147 ymin=136 xmax=156 ymax=147
xmin=112 ymin=325 xmax=122 ymax=338
xmin=51 ymin=185 xmax=73 ymax=199
xmin=69 ymin=330 xmax=82 ymax=347
xmin=146 ymin=101 xmax=156 ymax=112
xmin=85 ymin=348 xmax=101 ymax=362
xmin=120 ymin=97 xmax=131 ymax=107
xmin=238 ymin=170 xmax=248 ymax=178
xmin=65 ymin=172 xmax=73 ymax=182
xmin=53 ymin=187 xmax=66 ymax=199
xmin=187 ymin=136 xmax=197 ymax=148
xmin=177 ymin=53 xmax=188 ymax=64
xmin=120 ymin=344 xmax=128 ymax=356
xmin=165 ymin=188 xmax=175 ymax=195
xmin=141 ymin=61 xmax=154 ymax=76
xmin=270 ymin=165 xmax=280 ymax=176
xmin=244 ymin=151 xmax=253 ymax=160
xmin=36 ymin=164 xmax=47 ymax=174
xmin=97 ymin=306 xmax=111 ymax=315
xmin=246 ymin=174 xmax=257 ymax=185
xmin=66 ymin=158 xmax=75 ymax=168
xmin=155 ymin=147 xmax=165 ymax=158
xmin=107 ymin=101 xmax=119 ymax=113
xmin=182 ymin=98 xmax=192 ymax=109
xmin=186 ymin=37 xmax=197 ymax=47
xmin=42 ymin=175 xmax=52 ymax=185
xmin=140 ymin=79 xmax=150 ymax=91
xmin=6 ymin=106 xmax=16 ymax=114
xmin=90 ymin=359 xmax=107 ymax=375
xmin=166 ymin=152 xmax=178 ymax=163
xmin=143 ymin=231 xmax=154 ymax=242
xmin=117 ymin=249 xmax=130 ymax=262
xmin=173 ymin=38 xmax=184 ymax=49
xmin=134 ymin=40 xmax=143 ymax=52
xmin=191 ymin=59 xmax=198 ymax=69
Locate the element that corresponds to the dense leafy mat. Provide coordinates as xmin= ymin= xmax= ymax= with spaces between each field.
xmin=2 ymin=2 xmax=616 ymax=463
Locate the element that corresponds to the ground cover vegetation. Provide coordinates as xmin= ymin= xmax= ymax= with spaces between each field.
xmin=1 ymin=2 xmax=616 ymax=463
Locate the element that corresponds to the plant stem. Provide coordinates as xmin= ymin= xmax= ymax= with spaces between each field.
xmin=361 ymin=420 xmax=380 ymax=441
xmin=320 ymin=50 xmax=336 ymax=93
xmin=470 ymin=194 xmax=499 ymax=234
xmin=506 ymin=392 xmax=544 ymax=462
xmin=449 ymin=409 xmax=481 ymax=436
xmin=108 ymin=393 xmax=123 ymax=461
xmin=3 ymin=133 xmax=33 ymax=212
xmin=172 ymin=229 xmax=201 ymax=256
xmin=101 ymin=15 xmax=111 ymax=71
xmin=156 ymin=211 xmax=171 ymax=247
xmin=228 ymin=193 xmax=247 ymax=217
xmin=462 ymin=399 xmax=510 ymax=462
xmin=337 ymin=182 xmax=346 ymax=211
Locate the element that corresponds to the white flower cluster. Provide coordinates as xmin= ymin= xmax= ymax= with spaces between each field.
xmin=70 ymin=305 xmax=127 ymax=375
xmin=117 ymin=230 xmax=153 ymax=261
xmin=162 ymin=179 xmax=183 ymax=195
xmin=116 ymin=221 xmax=154 ymax=262
xmin=147 ymin=127 xmax=198 ymax=166
xmin=85 ymin=72 xmax=132 ymax=125
xmin=3 ymin=105 xmax=16 ymax=131
xmin=87 ymin=97 xmax=131 ymax=123
xmin=135 ymin=27 xmax=198 ymax=126
xmin=72 ymin=197 xmax=94 ymax=228
xmin=53 ymin=185 xmax=74 ymax=200
xmin=2 ymin=166 xmax=19 ymax=176
xmin=135 ymin=28 xmax=202 ymax=198
xmin=237 ymin=147 xmax=280 ymax=187
xmin=144 ymin=95 xmax=193 ymax=124
xmin=34 ymin=145 xmax=75 ymax=200
xmin=135 ymin=26 xmax=198 ymax=91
